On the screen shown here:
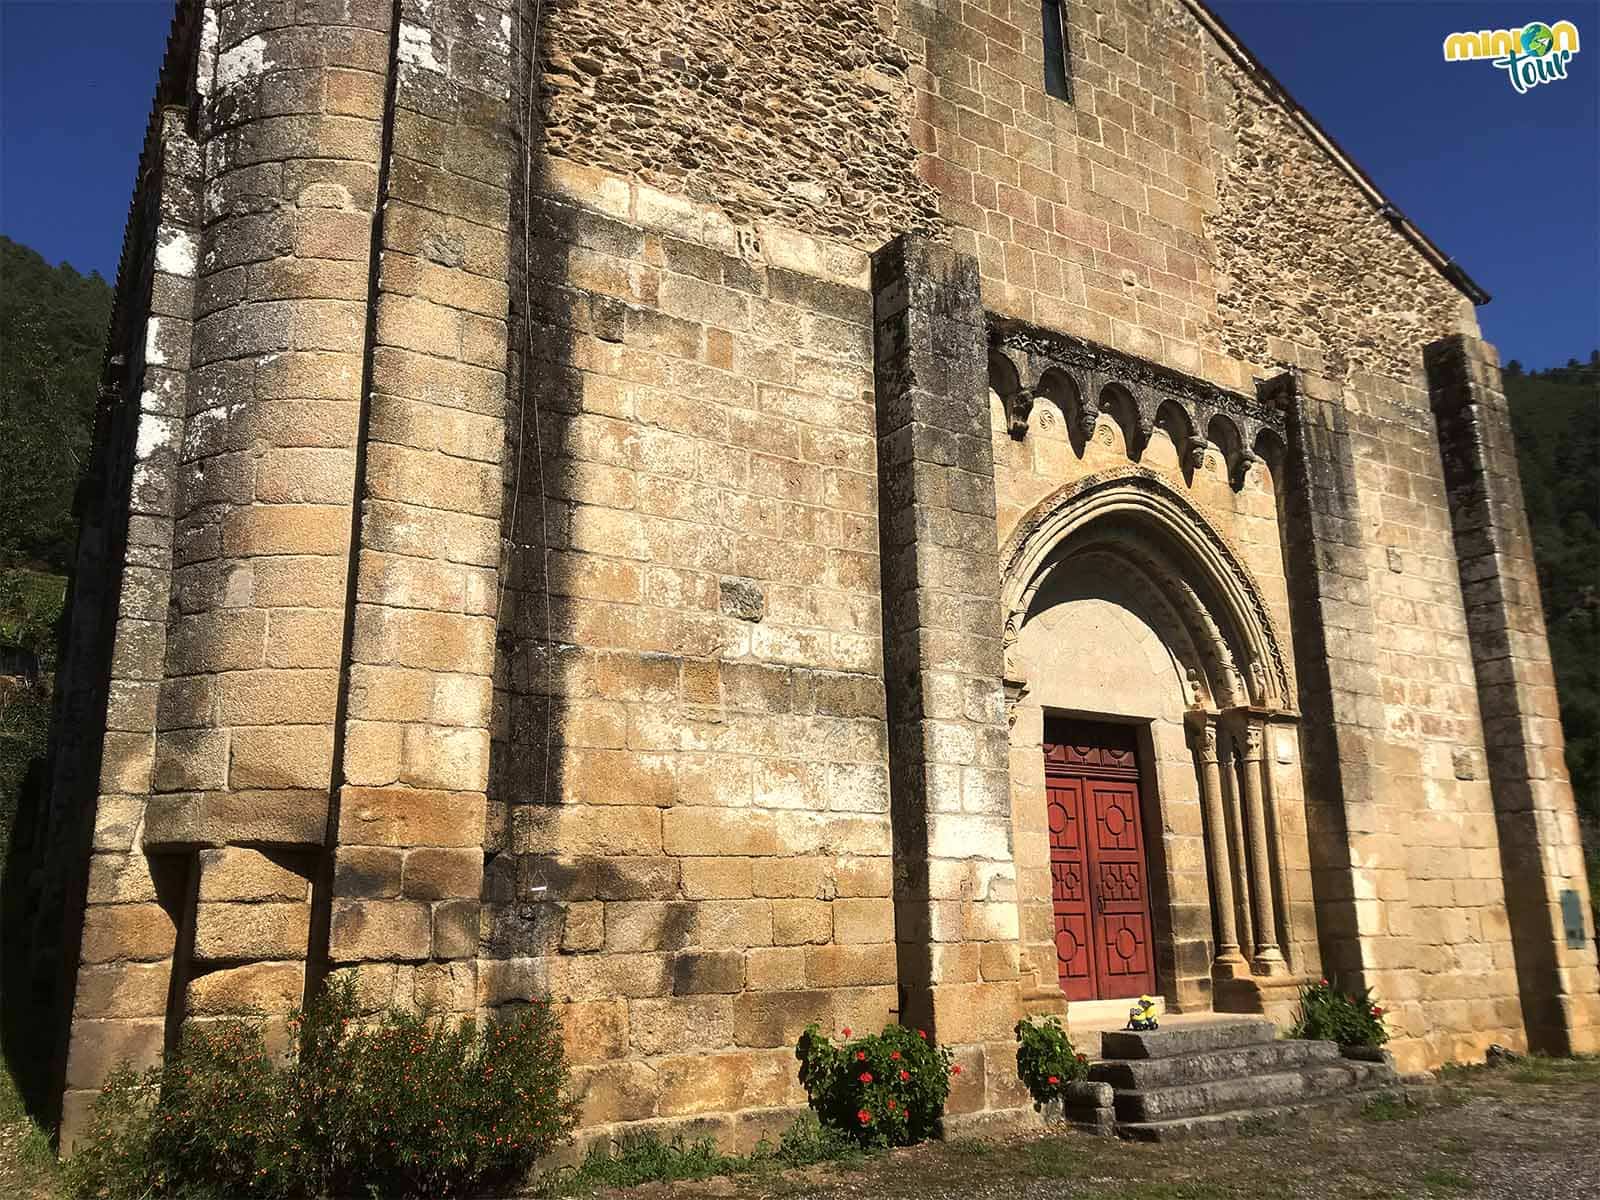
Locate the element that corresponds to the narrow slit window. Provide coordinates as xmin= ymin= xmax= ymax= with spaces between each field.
xmin=1042 ymin=0 xmax=1073 ymax=102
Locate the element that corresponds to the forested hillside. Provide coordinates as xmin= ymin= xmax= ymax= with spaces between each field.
xmin=1505 ymin=358 xmax=1600 ymax=806
xmin=1503 ymin=356 xmax=1600 ymax=909
xmin=0 ymin=236 xmax=113 ymax=574
xmin=0 ymin=238 xmax=112 ymax=891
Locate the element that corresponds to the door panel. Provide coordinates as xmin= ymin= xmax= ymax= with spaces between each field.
xmin=1085 ymin=780 xmax=1157 ymax=996
xmin=1047 ymin=778 xmax=1096 ymax=1000
xmin=1044 ymin=727 xmax=1158 ymax=1000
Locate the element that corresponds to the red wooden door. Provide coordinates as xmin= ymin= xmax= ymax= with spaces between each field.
xmin=1045 ymin=722 xmax=1157 ymax=999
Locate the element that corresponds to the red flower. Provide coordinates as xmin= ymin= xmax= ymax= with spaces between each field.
xmin=887 ymin=1099 xmax=897 ymax=1110
xmin=860 ymin=1072 xmax=873 ymax=1083
xmin=1047 ymin=1075 xmax=1059 ymax=1085
xmin=1320 ymin=978 xmax=1329 ymax=987
xmin=857 ymin=1109 xmax=872 ymax=1125
xmin=1076 ymin=1053 xmax=1088 ymax=1062
xmin=842 ymin=1027 xmax=852 ymax=1037
xmin=1372 ymin=1006 xmax=1384 ymax=1017
xmin=951 ymin=1064 xmax=962 ymax=1075
xmin=917 ymin=1029 xmax=927 ymax=1039
xmin=890 ymin=1050 xmax=901 ymax=1060
xmin=899 ymin=1069 xmax=910 ymax=1081
xmin=856 ymin=1050 xmax=867 ymax=1061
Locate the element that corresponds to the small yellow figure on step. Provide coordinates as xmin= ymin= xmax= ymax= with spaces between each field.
xmin=1127 ymin=994 xmax=1160 ymax=1031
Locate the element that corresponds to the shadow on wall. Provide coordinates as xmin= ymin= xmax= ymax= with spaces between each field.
xmin=2 ymin=739 xmax=55 ymax=1121
xmin=479 ymin=9 xmax=675 ymax=977
xmin=3 ymin=340 xmax=150 ymax=1130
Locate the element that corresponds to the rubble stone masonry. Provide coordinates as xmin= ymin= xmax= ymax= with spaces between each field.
xmin=24 ymin=0 xmax=1594 ymax=1150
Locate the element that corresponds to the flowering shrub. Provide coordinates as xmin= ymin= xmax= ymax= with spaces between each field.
xmin=1013 ymin=1015 xmax=1090 ymax=1108
xmin=794 ymin=1023 xmax=956 ymax=1147
xmin=65 ymin=978 xmax=577 ymax=1199
xmin=1288 ymin=978 xmax=1389 ymax=1048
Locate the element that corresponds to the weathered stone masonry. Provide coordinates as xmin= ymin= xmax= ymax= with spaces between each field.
xmin=871 ymin=236 xmax=1023 ymax=1065
xmin=1427 ymin=336 xmax=1600 ymax=1055
xmin=21 ymin=0 xmax=1596 ymax=1150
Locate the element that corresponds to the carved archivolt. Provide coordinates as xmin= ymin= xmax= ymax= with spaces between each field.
xmin=998 ymin=468 xmax=1296 ymax=715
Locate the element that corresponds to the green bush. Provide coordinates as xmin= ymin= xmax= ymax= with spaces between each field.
xmin=795 ymin=1022 xmax=955 ymax=1147
xmin=64 ymin=978 xmax=578 ymax=1199
xmin=1013 ymin=1015 xmax=1090 ymax=1108
xmin=1288 ymin=978 xmax=1389 ymax=1048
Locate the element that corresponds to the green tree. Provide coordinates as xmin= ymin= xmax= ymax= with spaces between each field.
xmin=1505 ymin=361 xmax=1600 ymax=922
xmin=0 ymin=236 xmax=113 ymax=572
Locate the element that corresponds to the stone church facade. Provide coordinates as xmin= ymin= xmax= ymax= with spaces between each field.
xmin=22 ymin=0 xmax=1597 ymax=1147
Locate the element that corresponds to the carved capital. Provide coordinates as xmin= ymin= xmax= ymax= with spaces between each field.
xmin=1186 ymin=713 xmax=1220 ymax=764
xmin=1241 ymin=720 xmax=1263 ymax=761
xmin=1221 ymin=707 xmax=1266 ymax=761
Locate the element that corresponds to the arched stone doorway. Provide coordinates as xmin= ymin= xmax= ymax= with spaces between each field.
xmin=999 ymin=469 xmax=1306 ymax=1016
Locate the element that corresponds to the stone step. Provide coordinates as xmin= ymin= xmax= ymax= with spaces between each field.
xmin=1117 ymin=1078 xmax=1416 ymax=1143
xmin=1113 ymin=1059 xmax=1396 ymax=1124
xmin=1091 ymin=1038 xmax=1341 ymax=1090
xmin=1098 ymin=1018 xmax=1276 ymax=1060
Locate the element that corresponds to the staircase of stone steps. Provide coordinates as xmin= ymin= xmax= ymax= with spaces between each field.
xmin=1086 ymin=1016 xmax=1400 ymax=1141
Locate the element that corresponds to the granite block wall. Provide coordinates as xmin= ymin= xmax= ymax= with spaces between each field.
xmin=31 ymin=0 xmax=1596 ymax=1151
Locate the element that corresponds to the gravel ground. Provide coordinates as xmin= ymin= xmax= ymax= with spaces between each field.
xmin=554 ymin=1058 xmax=1600 ymax=1200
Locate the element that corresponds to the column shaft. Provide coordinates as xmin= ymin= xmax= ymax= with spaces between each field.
xmin=1218 ymin=731 xmax=1254 ymax=958
xmin=1189 ymin=714 xmax=1244 ymax=974
xmin=1235 ymin=715 xmax=1285 ymax=972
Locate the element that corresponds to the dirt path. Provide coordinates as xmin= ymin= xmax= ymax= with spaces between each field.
xmin=558 ymin=1059 xmax=1600 ymax=1200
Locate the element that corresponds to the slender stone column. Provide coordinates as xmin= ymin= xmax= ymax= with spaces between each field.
xmin=1217 ymin=728 xmax=1254 ymax=958
xmin=1232 ymin=712 xmax=1285 ymax=973
xmin=1187 ymin=712 xmax=1245 ymax=976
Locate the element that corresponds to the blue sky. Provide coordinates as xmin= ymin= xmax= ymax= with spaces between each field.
xmin=1209 ymin=0 xmax=1600 ymax=370
xmin=2 ymin=1 xmax=1596 ymax=368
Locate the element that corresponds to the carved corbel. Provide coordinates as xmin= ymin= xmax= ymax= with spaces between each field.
xmin=1257 ymin=370 xmax=1298 ymax=416
xmin=1003 ymin=384 xmax=1043 ymax=440
xmin=1134 ymin=395 xmax=1157 ymax=450
xmin=1230 ymin=448 xmax=1260 ymax=490
xmin=1183 ymin=435 xmax=1211 ymax=473
xmin=1002 ymin=676 xmax=1031 ymax=728
xmin=1075 ymin=401 xmax=1101 ymax=444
